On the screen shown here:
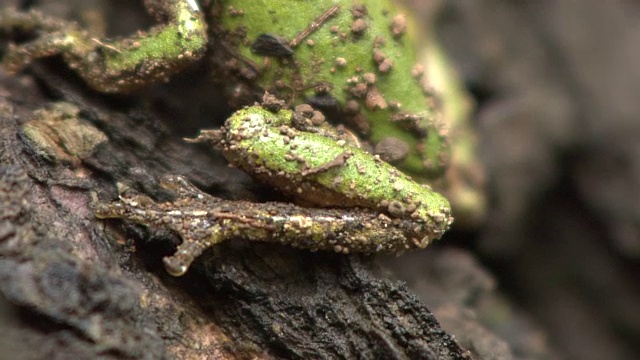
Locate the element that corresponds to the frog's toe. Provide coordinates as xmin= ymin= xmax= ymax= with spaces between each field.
xmin=2 ymin=32 xmax=71 ymax=73
xmin=158 ymin=175 xmax=203 ymax=196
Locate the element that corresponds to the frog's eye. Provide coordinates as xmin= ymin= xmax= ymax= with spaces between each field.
xmin=250 ymin=34 xmax=293 ymax=58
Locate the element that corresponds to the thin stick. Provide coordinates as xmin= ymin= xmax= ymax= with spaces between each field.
xmin=290 ymin=5 xmax=340 ymax=48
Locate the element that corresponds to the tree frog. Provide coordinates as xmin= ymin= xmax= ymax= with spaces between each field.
xmin=1 ymin=0 xmax=457 ymax=275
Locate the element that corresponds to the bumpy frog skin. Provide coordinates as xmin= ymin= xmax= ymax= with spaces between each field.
xmin=1 ymin=0 xmax=454 ymax=275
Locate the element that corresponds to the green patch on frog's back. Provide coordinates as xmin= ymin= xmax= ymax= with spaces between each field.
xmin=218 ymin=0 xmax=445 ymax=178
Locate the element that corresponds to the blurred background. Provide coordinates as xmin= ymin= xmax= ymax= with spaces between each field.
xmin=386 ymin=1 xmax=640 ymax=359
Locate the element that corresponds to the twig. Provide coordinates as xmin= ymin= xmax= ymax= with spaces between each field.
xmin=290 ymin=5 xmax=340 ymax=48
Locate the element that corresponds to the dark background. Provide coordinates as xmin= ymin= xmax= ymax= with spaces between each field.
xmin=393 ymin=1 xmax=640 ymax=359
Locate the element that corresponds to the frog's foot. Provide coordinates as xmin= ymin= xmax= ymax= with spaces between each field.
xmin=0 ymin=0 xmax=208 ymax=93
xmin=162 ymin=227 xmax=225 ymax=277
xmin=96 ymin=189 xmax=226 ymax=277
xmin=94 ymin=180 xmax=228 ymax=276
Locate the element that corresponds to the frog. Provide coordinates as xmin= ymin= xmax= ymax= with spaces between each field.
xmin=0 ymin=0 xmax=460 ymax=275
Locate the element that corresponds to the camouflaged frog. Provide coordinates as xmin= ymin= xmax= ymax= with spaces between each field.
xmin=0 ymin=0 xmax=472 ymax=275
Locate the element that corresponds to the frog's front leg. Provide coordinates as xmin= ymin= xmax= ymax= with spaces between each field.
xmin=0 ymin=0 xmax=207 ymax=93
